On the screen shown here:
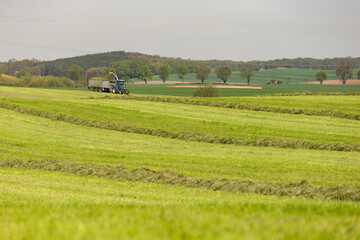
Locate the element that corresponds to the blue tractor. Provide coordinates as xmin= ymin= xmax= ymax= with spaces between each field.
xmin=109 ymin=72 xmax=130 ymax=94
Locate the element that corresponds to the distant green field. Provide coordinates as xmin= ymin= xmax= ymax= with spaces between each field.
xmin=134 ymin=67 xmax=360 ymax=84
xmin=127 ymin=84 xmax=360 ymax=96
xmin=0 ymin=86 xmax=359 ymax=239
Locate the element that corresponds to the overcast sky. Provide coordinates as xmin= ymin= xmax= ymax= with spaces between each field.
xmin=1 ymin=0 xmax=359 ymax=62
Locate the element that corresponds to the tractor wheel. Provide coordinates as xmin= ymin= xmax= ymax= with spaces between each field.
xmin=112 ymin=88 xmax=116 ymax=94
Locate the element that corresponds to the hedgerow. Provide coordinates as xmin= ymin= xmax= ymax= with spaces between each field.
xmin=1 ymin=102 xmax=359 ymax=151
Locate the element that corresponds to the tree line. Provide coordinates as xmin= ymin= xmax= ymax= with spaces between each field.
xmin=1 ymin=51 xmax=360 ymax=77
xmin=0 ymin=53 xmax=359 ymax=85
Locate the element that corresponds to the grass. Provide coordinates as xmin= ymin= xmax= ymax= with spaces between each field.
xmin=1 ymin=108 xmax=360 ymax=187
xmin=1 ymin=168 xmax=360 ymax=240
xmin=201 ymin=95 xmax=360 ymax=114
xmin=3 ymin=98 xmax=359 ymax=145
xmin=1 ymin=86 xmax=360 ymax=239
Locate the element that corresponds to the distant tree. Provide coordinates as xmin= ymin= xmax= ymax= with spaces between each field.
xmin=158 ymin=64 xmax=171 ymax=83
xmin=66 ymin=64 xmax=84 ymax=82
xmin=138 ymin=65 xmax=153 ymax=84
xmin=85 ymin=68 xmax=102 ymax=80
xmin=240 ymin=63 xmax=256 ymax=85
xmin=216 ymin=66 xmax=232 ymax=84
xmin=357 ymin=70 xmax=360 ymax=80
xmin=304 ymin=77 xmax=308 ymax=82
xmin=15 ymin=70 xmax=30 ymax=78
xmin=28 ymin=64 xmax=45 ymax=76
xmin=336 ymin=59 xmax=353 ymax=85
xmin=286 ymin=76 xmax=291 ymax=84
xmin=0 ymin=64 xmax=5 ymax=74
xmin=196 ymin=64 xmax=212 ymax=83
xmin=116 ymin=61 xmax=131 ymax=79
xmin=315 ymin=71 xmax=328 ymax=85
xmin=177 ymin=64 xmax=189 ymax=84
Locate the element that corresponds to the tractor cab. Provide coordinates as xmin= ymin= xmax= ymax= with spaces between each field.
xmin=115 ymin=80 xmax=130 ymax=94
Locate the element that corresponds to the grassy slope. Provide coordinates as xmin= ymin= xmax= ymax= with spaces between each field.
xmin=2 ymin=168 xmax=359 ymax=240
xmin=4 ymin=98 xmax=359 ymax=144
xmin=1 ymin=86 xmax=360 ymax=239
xmin=1 ymin=108 xmax=360 ymax=187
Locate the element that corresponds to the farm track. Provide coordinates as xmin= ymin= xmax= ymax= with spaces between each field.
xmin=95 ymin=95 xmax=360 ymax=121
xmin=1 ymin=101 xmax=359 ymax=152
xmin=1 ymin=159 xmax=359 ymax=202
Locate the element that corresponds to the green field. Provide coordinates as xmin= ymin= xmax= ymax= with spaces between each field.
xmin=126 ymin=84 xmax=360 ymax=97
xmin=134 ymin=67 xmax=360 ymax=84
xmin=1 ymin=86 xmax=360 ymax=239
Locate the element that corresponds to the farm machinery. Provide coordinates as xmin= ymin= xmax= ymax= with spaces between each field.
xmin=270 ymin=79 xmax=283 ymax=84
xmin=88 ymin=72 xmax=130 ymax=94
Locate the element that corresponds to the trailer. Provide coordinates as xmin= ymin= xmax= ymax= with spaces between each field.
xmin=88 ymin=72 xmax=130 ymax=94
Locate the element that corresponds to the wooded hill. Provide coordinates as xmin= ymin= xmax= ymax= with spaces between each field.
xmin=40 ymin=52 xmax=360 ymax=76
xmin=1 ymin=50 xmax=360 ymax=77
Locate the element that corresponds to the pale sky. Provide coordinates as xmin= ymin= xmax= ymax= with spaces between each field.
xmin=1 ymin=0 xmax=359 ymax=62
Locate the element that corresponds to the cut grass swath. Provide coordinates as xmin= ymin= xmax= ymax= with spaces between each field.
xmin=2 ymin=159 xmax=360 ymax=202
xmin=0 ymin=102 xmax=359 ymax=152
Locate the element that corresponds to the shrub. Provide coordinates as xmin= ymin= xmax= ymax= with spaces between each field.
xmin=193 ymin=84 xmax=220 ymax=97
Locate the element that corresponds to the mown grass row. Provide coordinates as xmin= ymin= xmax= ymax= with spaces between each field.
xmin=2 ymin=159 xmax=360 ymax=202
xmin=1 ymin=102 xmax=359 ymax=151
xmin=96 ymin=95 xmax=360 ymax=121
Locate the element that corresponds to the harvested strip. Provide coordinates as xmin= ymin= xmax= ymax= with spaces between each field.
xmin=1 ymin=159 xmax=360 ymax=202
xmin=92 ymin=95 xmax=360 ymax=121
xmin=0 ymin=102 xmax=359 ymax=152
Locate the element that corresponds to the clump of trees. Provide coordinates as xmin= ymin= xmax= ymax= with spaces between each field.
xmin=336 ymin=59 xmax=353 ymax=85
xmin=193 ymin=84 xmax=220 ymax=97
xmin=315 ymin=71 xmax=328 ymax=85
xmin=196 ymin=64 xmax=212 ymax=83
xmin=216 ymin=66 xmax=232 ymax=84
xmin=240 ymin=63 xmax=256 ymax=85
